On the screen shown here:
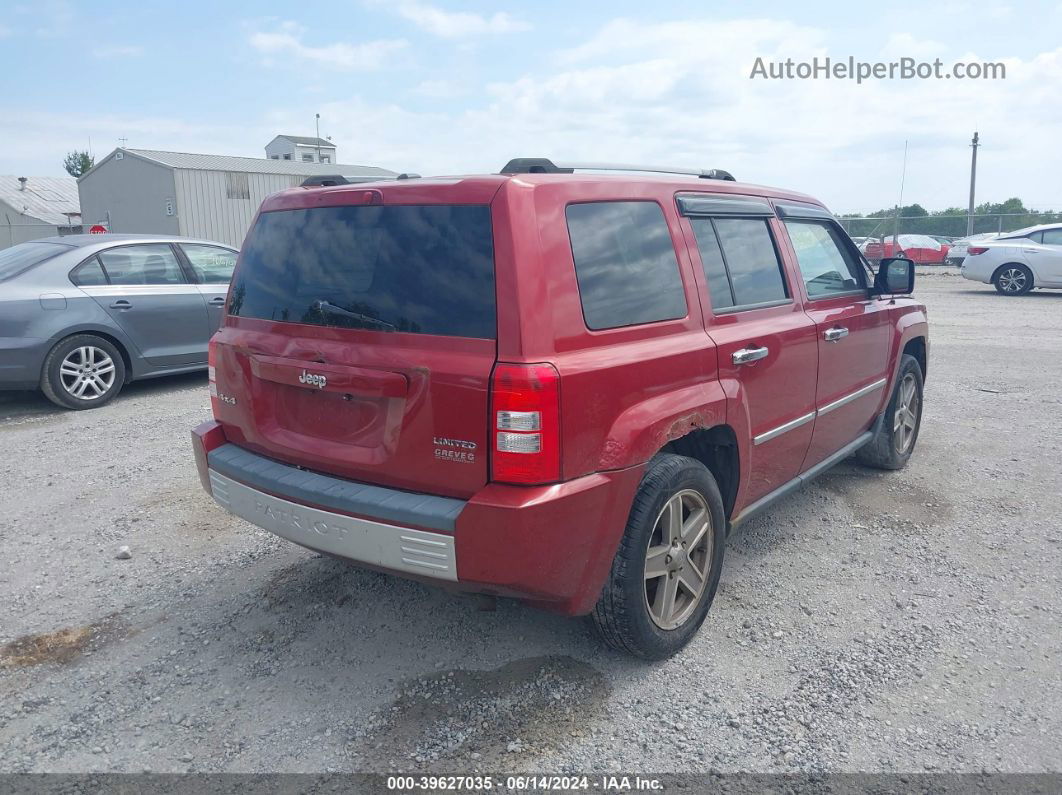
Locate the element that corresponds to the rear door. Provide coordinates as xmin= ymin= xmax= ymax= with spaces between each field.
xmin=775 ymin=205 xmax=891 ymax=470
xmin=1027 ymin=228 xmax=1062 ymax=285
xmin=212 ymin=200 xmax=498 ymax=499
xmin=679 ymin=195 xmax=819 ymax=504
xmin=83 ymin=242 xmax=211 ymax=366
xmin=178 ymin=243 xmax=238 ymax=331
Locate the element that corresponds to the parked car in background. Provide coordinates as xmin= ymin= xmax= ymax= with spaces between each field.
xmin=0 ymin=234 xmax=238 ymax=409
xmin=945 ymin=232 xmax=1000 ymax=265
xmin=864 ymin=234 xmax=949 ymax=264
xmin=960 ymin=223 xmax=1062 ymax=294
xmin=192 ymin=159 xmax=929 ymax=659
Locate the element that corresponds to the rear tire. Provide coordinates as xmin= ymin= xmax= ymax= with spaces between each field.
xmin=40 ymin=334 xmax=126 ymax=410
xmin=591 ymin=454 xmax=726 ymax=660
xmin=993 ymin=264 xmax=1033 ymax=295
xmin=856 ymin=354 xmax=923 ymax=471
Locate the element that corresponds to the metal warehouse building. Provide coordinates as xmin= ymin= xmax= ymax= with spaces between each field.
xmin=1 ymin=175 xmax=81 ymax=249
xmin=78 ymin=148 xmax=397 ymax=248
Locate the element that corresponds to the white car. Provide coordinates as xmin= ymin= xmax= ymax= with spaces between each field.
xmin=944 ymin=232 xmax=999 ymax=265
xmin=960 ymin=223 xmax=1062 ymax=294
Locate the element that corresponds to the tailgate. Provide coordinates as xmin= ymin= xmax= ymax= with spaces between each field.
xmin=211 ymin=202 xmax=497 ymax=500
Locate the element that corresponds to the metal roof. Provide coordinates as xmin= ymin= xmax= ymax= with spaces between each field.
xmin=86 ymin=148 xmax=396 ymax=179
xmin=273 ymin=135 xmax=336 ymax=148
xmin=0 ymin=175 xmax=81 ymax=226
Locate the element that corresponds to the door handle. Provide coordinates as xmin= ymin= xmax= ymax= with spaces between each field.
xmin=109 ymin=299 xmax=132 ymax=310
xmin=732 ymin=346 xmax=769 ymax=365
xmin=209 ymin=297 xmax=226 ymax=305
xmin=823 ymin=326 xmax=849 ymax=342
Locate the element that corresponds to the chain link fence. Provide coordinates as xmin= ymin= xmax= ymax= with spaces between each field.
xmin=837 ymin=212 xmax=1062 ymax=240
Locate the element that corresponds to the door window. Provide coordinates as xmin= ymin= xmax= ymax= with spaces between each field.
xmin=689 ymin=218 xmax=789 ymax=310
xmin=1041 ymin=228 xmax=1062 ymax=245
xmin=182 ymin=244 xmax=237 ymax=284
xmin=97 ymin=244 xmax=187 ymax=285
xmin=783 ymin=220 xmax=865 ymax=298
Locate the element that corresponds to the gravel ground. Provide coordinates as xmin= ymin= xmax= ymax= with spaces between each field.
xmin=0 ymin=272 xmax=1059 ymax=775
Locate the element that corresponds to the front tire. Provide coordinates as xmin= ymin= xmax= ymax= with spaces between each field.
xmin=40 ymin=335 xmax=126 ymax=410
xmin=591 ymin=454 xmax=726 ymax=660
xmin=856 ymin=354 xmax=924 ymax=471
xmin=993 ymin=264 xmax=1034 ymax=295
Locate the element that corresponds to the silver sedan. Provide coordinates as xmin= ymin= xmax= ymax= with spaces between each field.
xmin=0 ymin=234 xmax=237 ymax=409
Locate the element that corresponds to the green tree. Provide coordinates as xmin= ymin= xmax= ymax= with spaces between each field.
xmin=63 ymin=151 xmax=94 ymax=178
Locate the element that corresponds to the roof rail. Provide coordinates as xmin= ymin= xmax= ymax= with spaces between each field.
xmin=299 ymin=174 xmax=398 ymax=188
xmin=500 ymin=158 xmax=735 ymax=181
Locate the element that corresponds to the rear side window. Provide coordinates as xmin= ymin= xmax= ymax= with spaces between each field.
xmin=71 ymin=258 xmax=108 ymax=286
xmin=566 ymin=201 xmax=687 ymax=330
xmin=231 ymin=205 xmax=496 ymax=338
xmin=689 ymin=218 xmax=789 ymax=310
xmin=1042 ymin=228 xmax=1062 ymax=245
xmin=98 ymin=244 xmax=187 ymax=285
xmin=0 ymin=241 xmax=72 ymax=283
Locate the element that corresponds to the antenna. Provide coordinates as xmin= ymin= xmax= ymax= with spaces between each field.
xmin=891 ymin=140 xmax=908 ymax=244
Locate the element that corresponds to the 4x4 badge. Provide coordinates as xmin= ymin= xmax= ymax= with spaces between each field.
xmin=298 ymin=370 xmax=327 ymax=389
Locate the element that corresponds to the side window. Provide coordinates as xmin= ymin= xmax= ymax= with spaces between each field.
xmin=1041 ymin=229 xmax=1062 ymax=245
xmin=182 ymin=244 xmax=237 ymax=284
xmin=71 ymin=257 xmax=108 ymax=286
xmin=710 ymin=218 xmax=789 ymax=307
xmin=97 ymin=244 xmax=187 ymax=286
xmin=783 ymin=221 xmax=865 ymax=299
xmin=566 ymin=201 xmax=687 ymax=330
xmin=688 ymin=219 xmax=734 ymax=310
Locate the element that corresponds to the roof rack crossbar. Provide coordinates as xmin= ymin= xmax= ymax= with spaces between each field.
xmin=500 ymin=158 xmax=735 ymax=181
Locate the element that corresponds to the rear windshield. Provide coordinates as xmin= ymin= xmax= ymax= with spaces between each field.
xmin=231 ymin=205 xmax=496 ymax=338
xmin=0 ymin=241 xmax=72 ymax=283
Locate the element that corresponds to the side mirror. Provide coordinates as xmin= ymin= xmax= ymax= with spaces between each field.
xmin=875 ymin=257 xmax=914 ymax=295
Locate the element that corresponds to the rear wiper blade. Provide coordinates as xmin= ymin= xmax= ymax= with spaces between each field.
xmin=312 ymin=300 xmax=396 ymax=331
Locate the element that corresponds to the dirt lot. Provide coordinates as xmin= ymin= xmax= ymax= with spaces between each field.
xmin=1 ymin=272 xmax=1059 ymax=775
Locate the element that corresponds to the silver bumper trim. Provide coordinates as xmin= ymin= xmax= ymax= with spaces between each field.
xmin=209 ymin=470 xmax=457 ymax=581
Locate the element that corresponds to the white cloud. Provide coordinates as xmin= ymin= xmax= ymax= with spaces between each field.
xmin=248 ymin=21 xmax=406 ymax=70
xmin=91 ymin=45 xmax=144 ymax=58
xmin=394 ymin=2 xmax=530 ymax=37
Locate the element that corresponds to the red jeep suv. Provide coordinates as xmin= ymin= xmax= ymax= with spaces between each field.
xmin=191 ymin=159 xmax=928 ymax=659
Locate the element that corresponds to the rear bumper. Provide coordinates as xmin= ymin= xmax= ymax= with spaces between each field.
xmin=192 ymin=421 xmax=644 ymax=615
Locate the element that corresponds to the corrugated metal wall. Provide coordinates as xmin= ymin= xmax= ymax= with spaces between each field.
xmin=173 ymin=169 xmax=303 ymax=248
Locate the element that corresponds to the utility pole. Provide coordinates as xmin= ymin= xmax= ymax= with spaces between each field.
xmin=967 ymin=131 xmax=979 ymax=236
xmin=315 ymin=113 xmax=321 ymax=162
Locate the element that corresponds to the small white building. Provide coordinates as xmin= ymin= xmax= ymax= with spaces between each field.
xmin=0 ymin=175 xmax=82 ymax=249
xmin=78 ymin=148 xmax=396 ymax=248
xmin=265 ymin=135 xmax=337 ymax=164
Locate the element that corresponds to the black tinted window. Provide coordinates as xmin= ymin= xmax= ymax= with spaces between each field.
xmin=566 ymin=202 xmax=686 ymax=330
xmin=688 ymin=219 xmax=734 ymax=310
xmin=0 ymin=241 xmax=71 ymax=282
xmin=712 ymin=219 xmax=788 ymax=306
xmin=71 ymin=257 xmax=108 ymax=286
xmin=231 ymin=205 xmax=496 ymax=338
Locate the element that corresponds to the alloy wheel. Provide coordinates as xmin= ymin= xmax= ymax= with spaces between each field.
xmin=998 ymin=268 xmax=1027 ymax=293
xmin=644 ymin=489 xmax=713 ymax=630
xmin=59 ymin=346 xmax=116 ymax=401
xmin=893 ymin=372 xmax=920 ymax=454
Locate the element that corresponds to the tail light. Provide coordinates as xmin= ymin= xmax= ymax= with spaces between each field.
xmin=490 ymin=363 xmax=561 ymax=485
xmin=207 ymin=338 xmax=220 ymax=417
xmin=967 ymin=246 xmax=989 ymax=255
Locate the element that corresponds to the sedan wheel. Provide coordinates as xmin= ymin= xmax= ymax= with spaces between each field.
xmin=40 ymin=334 xmax=127 ymax=410
xmin=59 ymin=345 xmax=117 ymax=400
xmin=995 ymin=266 xmax=1030 ymax=294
